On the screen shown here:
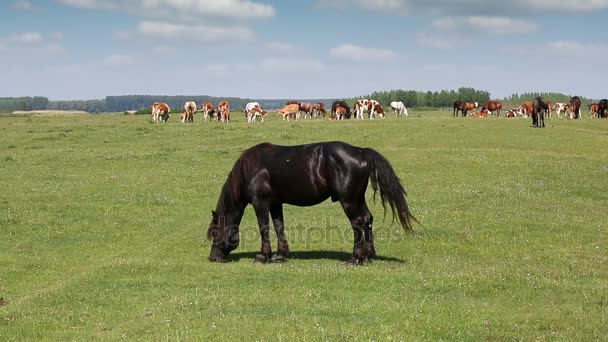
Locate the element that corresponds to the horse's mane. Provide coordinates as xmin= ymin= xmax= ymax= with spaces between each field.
xmin=214 ymin=143 xmax=270 ymax=215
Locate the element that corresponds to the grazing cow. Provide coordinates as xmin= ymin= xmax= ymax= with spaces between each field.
xmin=312 ymin=102 xmax=327 ymax=118
xmin=553 ymin=103 xmax=570 ymax=118
xmin=481 ymin=101 xmax=502 ymax=117
xmin=532 ymin=96 xmax=549 ymax=128
xmin=201 ymin=102 xmax=215 ymax=121
xmin=247 ymin=107 xmax=269 ymax=123
xmin=390 ymin=101 xmax=408 ymax=117
xmin=244 ymin=102 xmax=261 ymax=119
xmin=598 ymin=99 xmax=608 ymax=119
xmin=182 ymin=101 xmax=196 ymax=123
xmin=218 ymin=100 xmax=230 ymax=122
xmin=276 ymin=104 xmax=300 ymax=122
xmin=462 ymin=102 xmax=479 ymax=117
xmin=588 ymin=103 xmax=599 ymax=118
xmin=354 ymin=99 xmax=383 ymax=119
xmin=151 ymin=102 xmax=170 ymax=123
xmin=332 ymin=101 xmax=351 ymax=119
xmin=569 ymin=96 xmax=582 ymax=119
xmin=453 ymin=101 xmax=466 ymax=117
xmin=299 ymin=102 xmax=314 ymax=119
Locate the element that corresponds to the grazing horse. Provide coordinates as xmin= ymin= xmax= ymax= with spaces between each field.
xmin=276 ymin=104 xmax=300 ymax=122
xmin=569 ymin=96 xmax=582 ymax=119
xmin=390 ymin=101 xmax=408 ymax=117
xmin=332 ymin=101 xmax=351 ymax=119
xmin=151 ymin=102 xmax=170 ymax=123
xmin=201 ymin=102 xmax=215 ymax=121
xmin=482 ymin=101 xmax=502 ymax=117
xmin=453 ymin=101 xmax=466 ymax=117
xmin=206 ymin=141 xmax=417 ymax=265
xmin=598 ymin=99 xmax=608 ymax=119
xmin=182 ymin=101 xmax=196 ymax=123
xmin=520 ymin=102 xmax=534 ymax=117
xmin=218 ymin=100 xmax=230 ymax=122
xmin=532 ymin=96 xmax=549 ymax=128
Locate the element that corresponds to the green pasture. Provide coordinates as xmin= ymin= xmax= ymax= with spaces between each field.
xmin=1 ymin=111 xmax=607 ymax=340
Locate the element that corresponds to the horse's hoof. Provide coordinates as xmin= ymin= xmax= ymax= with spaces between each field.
xmin=346 ymin=257 xmax=369 ymax=266
xmin=255 ymin=254 xmax=269 ymax=263
xmin=270 ymin=254 xmax=287 ymax=263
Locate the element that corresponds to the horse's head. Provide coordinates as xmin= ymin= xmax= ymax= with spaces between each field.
xmin=207 ymin=210 xmax=240 ymax=262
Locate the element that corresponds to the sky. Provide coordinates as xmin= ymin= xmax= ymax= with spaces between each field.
xmin=1 ymin=0 xmax=607 ymax=100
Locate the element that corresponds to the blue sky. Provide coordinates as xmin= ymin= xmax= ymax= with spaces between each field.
xmin=1 ymin=0 xmax=607 ymax=100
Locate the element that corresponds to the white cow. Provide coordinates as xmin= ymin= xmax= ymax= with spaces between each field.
xmin=390 ymin=101 xmax=408 ymax=117
xmin=553 ymin=103 xmax=570 ymax=118
xmin=182 ymin=101 xmax=197 ymax=123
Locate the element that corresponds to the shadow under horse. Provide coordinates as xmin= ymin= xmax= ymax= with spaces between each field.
xmin=206 ymin=141 xmax=418 ymax=265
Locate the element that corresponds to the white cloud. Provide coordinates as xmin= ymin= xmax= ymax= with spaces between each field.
xmin=329 ymin=44 xmax=396 ymax=62
xmin=0 ymin=32 xmax=65 ymax=54
xmin=260 ymin=57 xmax=326 ymax=73
xmin=317 ymin=0 xmax=608 ymax=14
xmin=13 ymin=0 xmax=35 ymax=10
xmin=546 ymin=40 xmax=608 ymax=55
xmin=102 ymin=54 xmax=136 ymax=67
xmin=58 ymin=0 xmax=275 ymax=19
xmin=433 ymin=16 xmax=538 ymax=34
xmin=415 ymin=32 xmax=460 ymax=50
xmin=265 ymin=41 xmax=297 ymax=54
xmin=135 ymin=20 xmax=256 ymax=43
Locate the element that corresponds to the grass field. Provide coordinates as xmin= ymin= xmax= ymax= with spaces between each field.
xmin=1 ymin=111 xmax=607 ymax=340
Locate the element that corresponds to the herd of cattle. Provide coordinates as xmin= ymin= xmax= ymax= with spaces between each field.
xmin=149 ymin=96 xmax=608 ymax=125
xmin=454 ymin=97 xmax=608 ymax=123
xmin=149 ymin=99 xmax=409 ymax=123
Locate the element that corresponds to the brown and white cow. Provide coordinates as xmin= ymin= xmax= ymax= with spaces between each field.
xmin=463 ymin=102 xmax=479 ymax=116
xmin=182 ymin=101 xmax=196 ymax=123
xmin=481 ymin=101 xmax=502 ymax=117
xmin=553 ymin=103 xmax=570 ymax=118
xmin=276 ymin=103 xmax=300 ymax=122
xmin=201 ymin=102 xmax=215 ymax=121
xmin=218 ymin=100 xmax=230 ymax=122
xmin=312 ymin=102 xmax=327 ymax=118
xmin=354 ymin=99 xmax=383 ymax=119
xmin=151 ymin=102 xmax=170 ymax=123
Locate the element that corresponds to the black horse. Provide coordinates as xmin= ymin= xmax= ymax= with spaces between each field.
xmin=453 ymin=101 xmax=465 ymax=117
xmin=207 ymin=141 xmax=417 ymax=265
xmin=598 ymin=99 xmax=608 ymax=118
xmin=532 ymin=96 xmax=549 ymax=128
xmin=331 ymin=100 xmax=352 ymax=119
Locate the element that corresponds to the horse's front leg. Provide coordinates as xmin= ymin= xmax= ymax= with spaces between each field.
xmin=270 ymin=204 xmax=289 ymax=262
xmin=253 ymin=204 xmax=272 ymax=263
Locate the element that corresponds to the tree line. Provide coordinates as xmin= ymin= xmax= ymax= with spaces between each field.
xmin=0 ymin=90 xmax=600 ymax=113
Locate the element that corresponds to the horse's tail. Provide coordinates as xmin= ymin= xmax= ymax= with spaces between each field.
xmin=365 ymin=148 xmax=418 ymax=232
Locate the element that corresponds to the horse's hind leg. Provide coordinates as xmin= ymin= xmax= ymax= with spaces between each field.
xmin=270 ymin=204 xmax=289 ymax=261
xmin=340 ymin=200 xmax=374 ymax=265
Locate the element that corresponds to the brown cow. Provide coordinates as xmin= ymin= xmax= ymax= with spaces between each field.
xmin=312 ymin=102 xmax=327 ymax=118
xmin=482 ymin=101 xmax=502 ymax=117
xmin=276 ymin=103 xmax=300 ymax=122
xmin=569 ymin=96 xmax=582 ymax=119
xmin=151 ymin=102 xmax=170 ymax=123
xmin=218 ymin=100 xmax=230 ymax=122
xmin=588 ymin=103 xmax=599 ymax=118
xmin=201 ymin=102 xmax=215 ymax=121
